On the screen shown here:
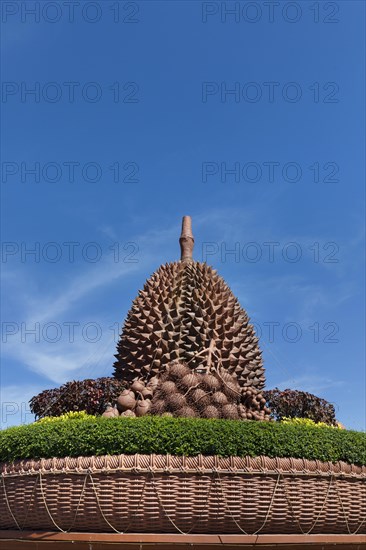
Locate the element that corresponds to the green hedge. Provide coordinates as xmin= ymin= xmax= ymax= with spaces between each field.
xmin=1 ymin=416 xmax=365 ymax=465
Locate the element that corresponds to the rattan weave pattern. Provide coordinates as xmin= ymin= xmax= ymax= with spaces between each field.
xmin=1 ymin=455 xmax=365 ymax=535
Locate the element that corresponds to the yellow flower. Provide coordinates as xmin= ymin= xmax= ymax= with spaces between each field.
xmin=37 ymin=411 xmax=95 ymax=423
xmin=280 ymin=417 xmax=339 ymax=429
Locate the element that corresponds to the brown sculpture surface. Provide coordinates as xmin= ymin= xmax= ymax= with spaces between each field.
xmin=111 ymin=216 xmax=268 ymax=420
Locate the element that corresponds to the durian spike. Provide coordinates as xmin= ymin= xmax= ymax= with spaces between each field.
xmin=180 ymin=215 xmax=194 ymax=263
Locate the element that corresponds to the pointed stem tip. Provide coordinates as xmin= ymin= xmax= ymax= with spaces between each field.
xmin=179 ymin=215 xmax=194 ymax=262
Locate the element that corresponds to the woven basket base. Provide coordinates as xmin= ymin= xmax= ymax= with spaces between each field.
xmin=1 ymin=455 xmax=365 ymax=534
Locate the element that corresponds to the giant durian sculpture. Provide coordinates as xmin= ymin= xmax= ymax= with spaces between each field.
xmin=110 ymin=217 xmax=269 ymax=421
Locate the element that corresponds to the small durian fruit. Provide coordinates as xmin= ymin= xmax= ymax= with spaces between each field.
xmin=147 ymin=376 xmax=160 ymax=391
xmin=190 ymin=388 xmax=211 ymax=409
xmin=222 ymin=404 xmax=240 ymax=420
xmin=117 ymin=390 xmax=136 ymax=412
xmin=167 ymin=361 xmax=190 ymax=380
xmin=142 ymin=387 xmax=153 ymax=399
xmin=175 ymin=406 xmax=197 ymax=418
xmin=135 ymin=399 xmax=151 ymax=417
xmin=223 ymin=381 xmax=240 ymax=400
xmin=219 ymin=370 xmax=236 ymax=383
xmin=102 ymin=403 xmax=118 ymax=418
xmin=131 ymin=380 xmax=145 ymax=393
xmin=242 ymin=389 xmax=253 ymax=401
xmin=212 ymin=391 xmax=228 ymax=406
xmin=159 ymin=380 xmax=177 ymax=397
xmin=238 ymin=404 xmax=247 ymax=418
xmin=150 ymin=398 xmax=166 ymax=415
xmin=121 ymin=409 xmax=136 ymax=417
xmin=203 ymin=405 xmax=219 ymax=418
xmin=167 ymin=392 xmax=187 ymax=411
xmin=202 ymin=374 xmax=221 ymax=392
xmin=179 ymin=372 xmax=199 ymax=390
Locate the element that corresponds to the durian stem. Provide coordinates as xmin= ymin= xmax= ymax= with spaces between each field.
xmin=179 ymin=216 xmax=194 ymax=262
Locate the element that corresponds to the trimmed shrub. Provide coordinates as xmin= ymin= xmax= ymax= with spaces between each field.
xmin=29 ymin=377 xmax=125 ymax=418
xmin=263 ymin=388 xmax=336 ymax=425
xmin=1 ymin=416 xmax=365 ymax=465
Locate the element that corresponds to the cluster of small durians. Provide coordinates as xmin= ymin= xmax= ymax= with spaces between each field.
xmin=102 ymin=361 xmax=271 ymax=421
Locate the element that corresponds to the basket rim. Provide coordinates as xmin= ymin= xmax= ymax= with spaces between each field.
xmin=2 ymin=454 xmax=366 ymax=478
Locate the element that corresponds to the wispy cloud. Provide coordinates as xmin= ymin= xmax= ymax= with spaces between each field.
xmin=1 ymin=218 xmax=185 ymax=385
xmin=271 ymin=375 xmax=344 ymax=396
xmin=0 ymin=384 xmax=41 ymax=429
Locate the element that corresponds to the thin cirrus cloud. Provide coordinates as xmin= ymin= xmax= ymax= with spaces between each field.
xmin=272 ymin=375 xmax=344 ymax=395
xmin=1 ymin=219 xmax=184 ymax=385
xmin=0 ymin=384 xmax=42 ymax=430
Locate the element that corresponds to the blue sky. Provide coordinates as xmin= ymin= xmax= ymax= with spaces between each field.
xmin=1 ymin=1 xmax=365 ymax=430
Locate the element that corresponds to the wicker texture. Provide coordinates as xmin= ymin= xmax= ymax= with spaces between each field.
xmin=1 ymin=455 xmax=365 ymax=535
